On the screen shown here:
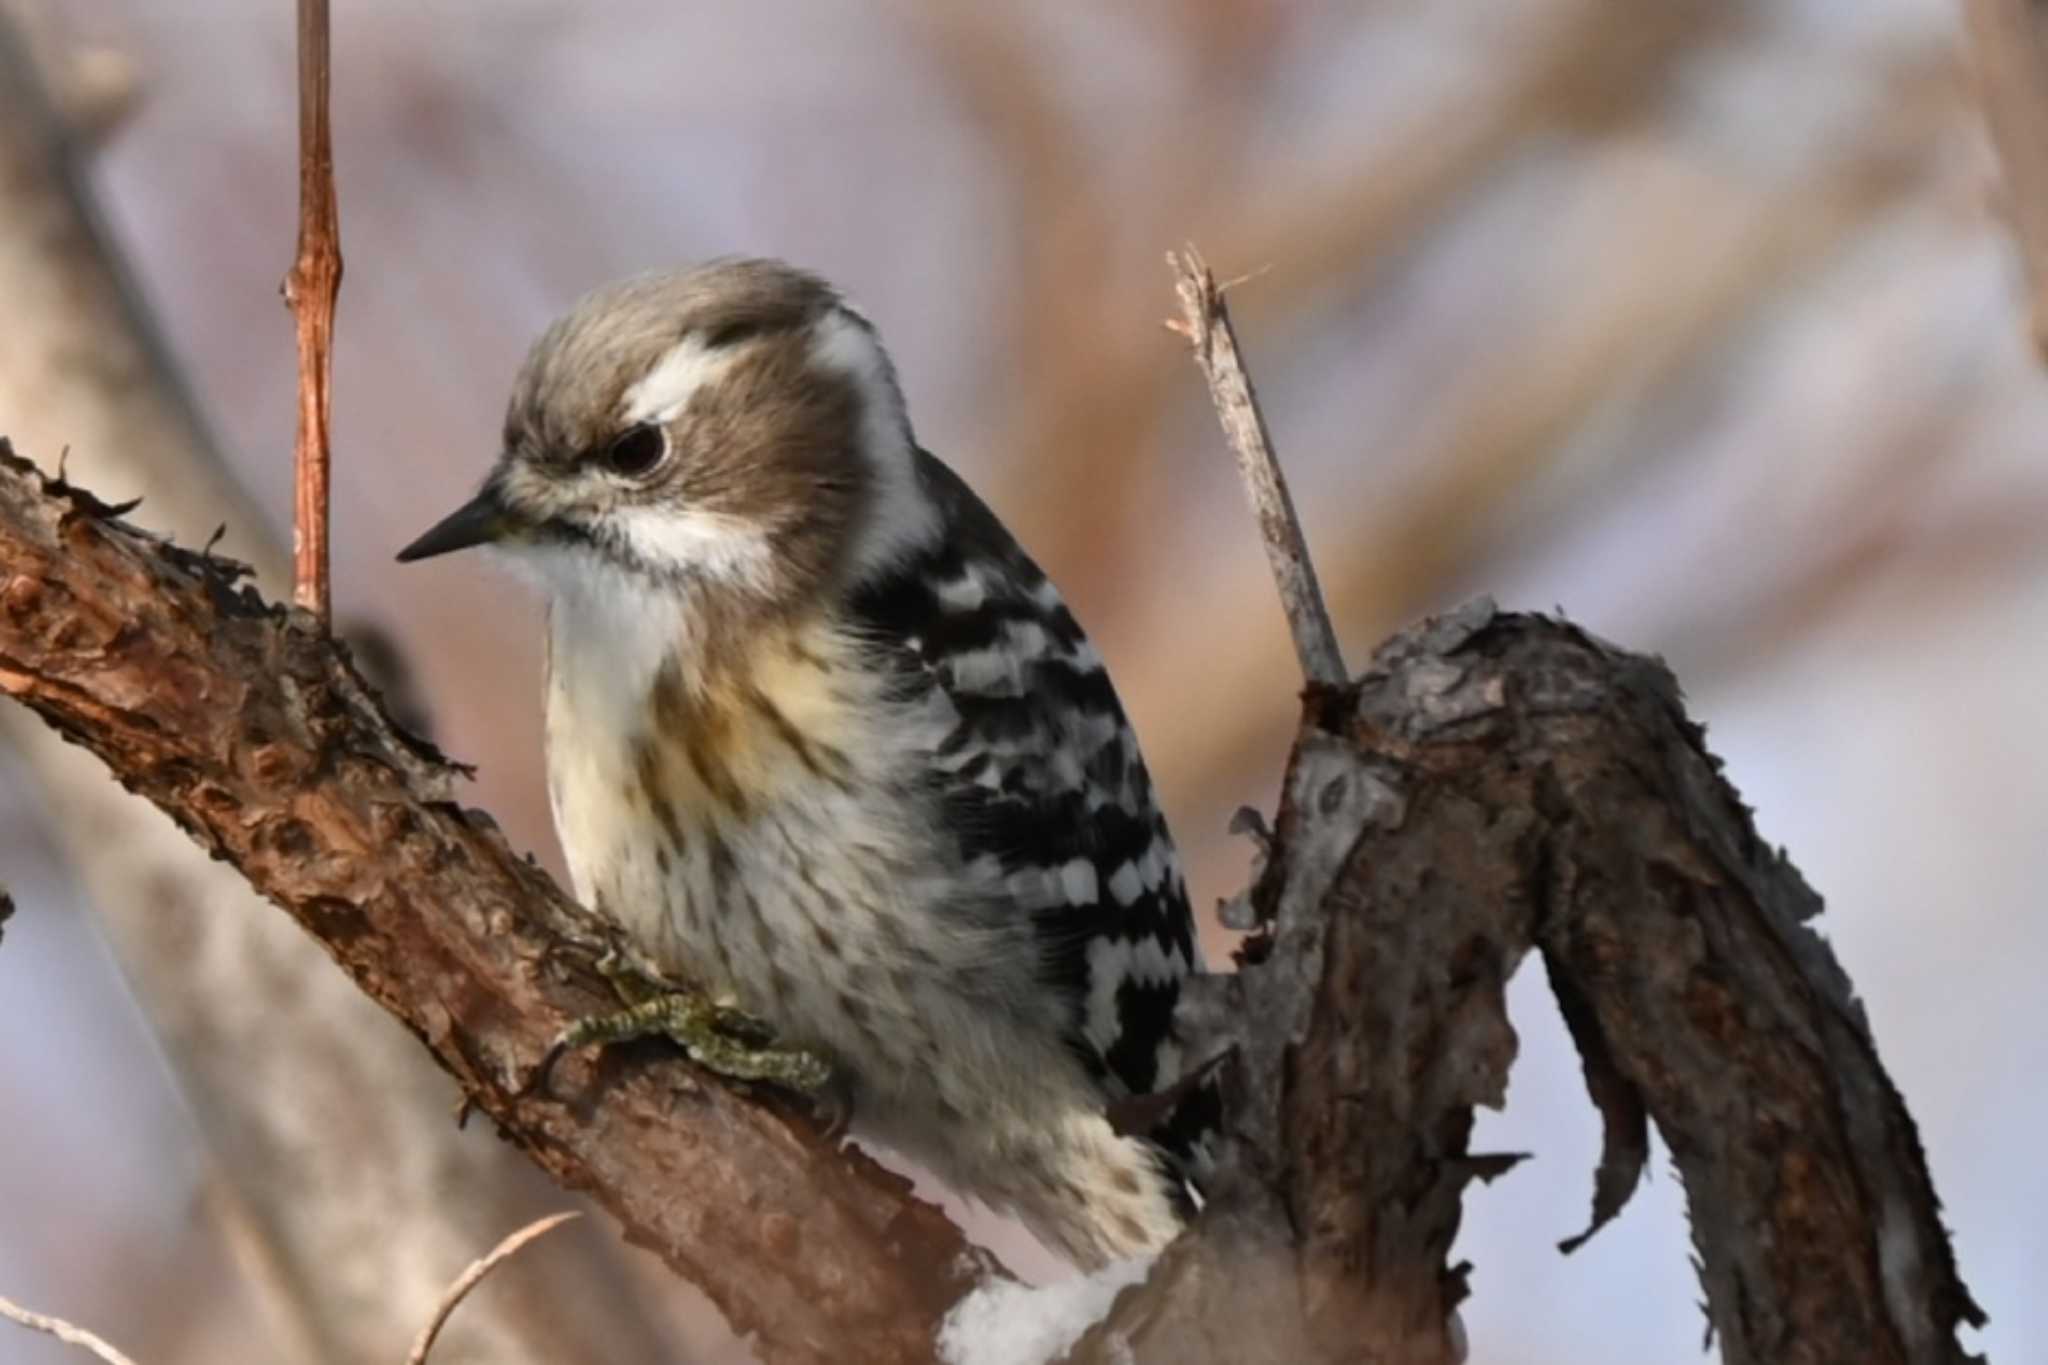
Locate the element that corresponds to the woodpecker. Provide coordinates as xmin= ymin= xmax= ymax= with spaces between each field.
xmin=397 ymin=259 xmax=1215 ymax=1267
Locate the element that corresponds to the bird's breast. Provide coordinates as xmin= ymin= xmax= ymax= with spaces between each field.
xmin=542 ymin=610 xmax=979 ymax=1030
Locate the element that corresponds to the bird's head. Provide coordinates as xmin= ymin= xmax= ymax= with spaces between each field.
xmin=398 ymin=259 xmax=935 ymax=612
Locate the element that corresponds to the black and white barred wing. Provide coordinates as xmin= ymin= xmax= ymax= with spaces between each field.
xmin=848 ymin=452 xmax=1202 ymax=1106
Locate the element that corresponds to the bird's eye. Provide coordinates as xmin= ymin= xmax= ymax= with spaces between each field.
xmin=603 ymin=423 xmax=668 ymax=478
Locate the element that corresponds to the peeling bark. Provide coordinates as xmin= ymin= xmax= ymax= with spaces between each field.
xmin=1076 ymin=602 xmax=1982 ymax=1365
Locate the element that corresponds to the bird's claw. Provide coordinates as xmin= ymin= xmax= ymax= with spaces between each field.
xmin=517 ymin=984 xmax=835 ymax=1098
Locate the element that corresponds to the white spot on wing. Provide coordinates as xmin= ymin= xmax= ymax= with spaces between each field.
xmin=943 ymin=620 xmax=1057 ymax=697
xmin=1005 ymin=620 xmax=1050 ymax=660
xmin=935 ymin=567 xmax=987 ymax=612
xmin=1083 ymin=938 xmax=1128 ymax=1050
xmin=1138 ymin=837 xmax=1167 ymax=891
xmin=1107 ymin=861 xmax=1144 ymax=905
xmin=948 ymin=646 xmax=1024 ymax=695
xmin=1058 ymin=858 xmax=1100 ymax=907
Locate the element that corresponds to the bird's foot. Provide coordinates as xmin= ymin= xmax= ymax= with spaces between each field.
xmin=519 ymin=951 xmax=834 ymax=1098
xmin=554 ymin=991 xmax=834 ymax=1088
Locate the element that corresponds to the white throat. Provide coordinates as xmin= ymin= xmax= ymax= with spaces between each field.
xmin=518 ymin=541 xmax=697 ymax=698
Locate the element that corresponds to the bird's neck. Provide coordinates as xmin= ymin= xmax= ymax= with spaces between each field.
xmin=537 ymin=542 xmax=858 ymax=755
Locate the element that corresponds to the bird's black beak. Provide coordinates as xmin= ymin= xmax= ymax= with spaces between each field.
xmin=396 ymin=484 xmax=514 ymax=563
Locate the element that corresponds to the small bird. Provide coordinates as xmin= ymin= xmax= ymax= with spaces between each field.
xmin=398 ymin=259 xmax=1214 ymax=1267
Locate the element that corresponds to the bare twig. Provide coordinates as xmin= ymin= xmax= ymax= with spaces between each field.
xmin=1963 ymin=0 xmax=2048 ymax=357
xmin=283 ymin=0 xmax=341 ymax=622
xmin=1166 ymin=246 xmax=1345 ymax=686
xmin=0 ymin=1295 xmax=140 ymax=1365
xmin=407 ymin=1214 xmax=580 ymax=1365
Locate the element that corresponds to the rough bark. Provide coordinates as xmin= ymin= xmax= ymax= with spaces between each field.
xmin=0 ymin=444 xmax=992 ymax=1365
xmin=1073 ymin=601 xmax=1984 ymax=1365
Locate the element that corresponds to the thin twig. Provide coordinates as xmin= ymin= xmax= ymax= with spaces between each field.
xmin=1963 ymin=0 xmax=2048 ymax=358
xmin=283 ymin=0 xmax=341 ymax=622
xmin=0 ymin=1295 xmax=140 ymax=1365
xmin=405 ymin=1212 xmax=581 ymax=1365
xmin=1166 ymin=246 xmax=1346 ymax=685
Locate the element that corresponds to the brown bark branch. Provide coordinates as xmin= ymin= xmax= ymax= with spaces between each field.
xmin=284 ymin=0 xmax=339 ymax=623
xmin=1166 ymin=246 xmax=1345 ymax=686
xmin=1074 ymin=601 xmax=1983 ymax=1364
xmin=1963 ymin=0 xmax=2048 ymax=358
xmin=0 ymin=443 xmax=994 ymax=1365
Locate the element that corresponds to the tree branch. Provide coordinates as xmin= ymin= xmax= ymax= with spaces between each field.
xmin=0 ymin=1294 xmax=139 ymax=1365
xmin=1166 ymin=247 xmax=1346 ymax=686
xmin=408 ymin=1213 xmax=581 ymax=1365
xmin=284 ymin=0 xmax=340 ymax=623
xmin=0 ymin=442 xmax=993 ymax=1365
xmin=1074 ymin=601 xmax=1983 ymax=1364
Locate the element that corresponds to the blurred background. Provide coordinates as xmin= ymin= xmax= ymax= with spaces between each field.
xmin=0 ymin=0 xmax=2040 ymax=1361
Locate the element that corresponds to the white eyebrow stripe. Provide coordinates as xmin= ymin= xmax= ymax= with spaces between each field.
xmin=620 ymin=336 xmax=741 ymax=425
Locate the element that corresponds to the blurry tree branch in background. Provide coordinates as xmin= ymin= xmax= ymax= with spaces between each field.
xmin=0 ymin=7 xmax=702 ymax=1361
xmin=405 ymin=1214 xmax=582 ymax=1365
xmin=2 ymin=1210 xmax=589 ymax=1365
xmin=1964 ymin=0 xmax=2048 ymax=356
xmin=924 ymin=0 xmax=1726 ymax=605
xmin=0 ymin=1292 xmax=140 ymax=1365
xmin=918 ymin=0 xmax=1968 ymax=875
